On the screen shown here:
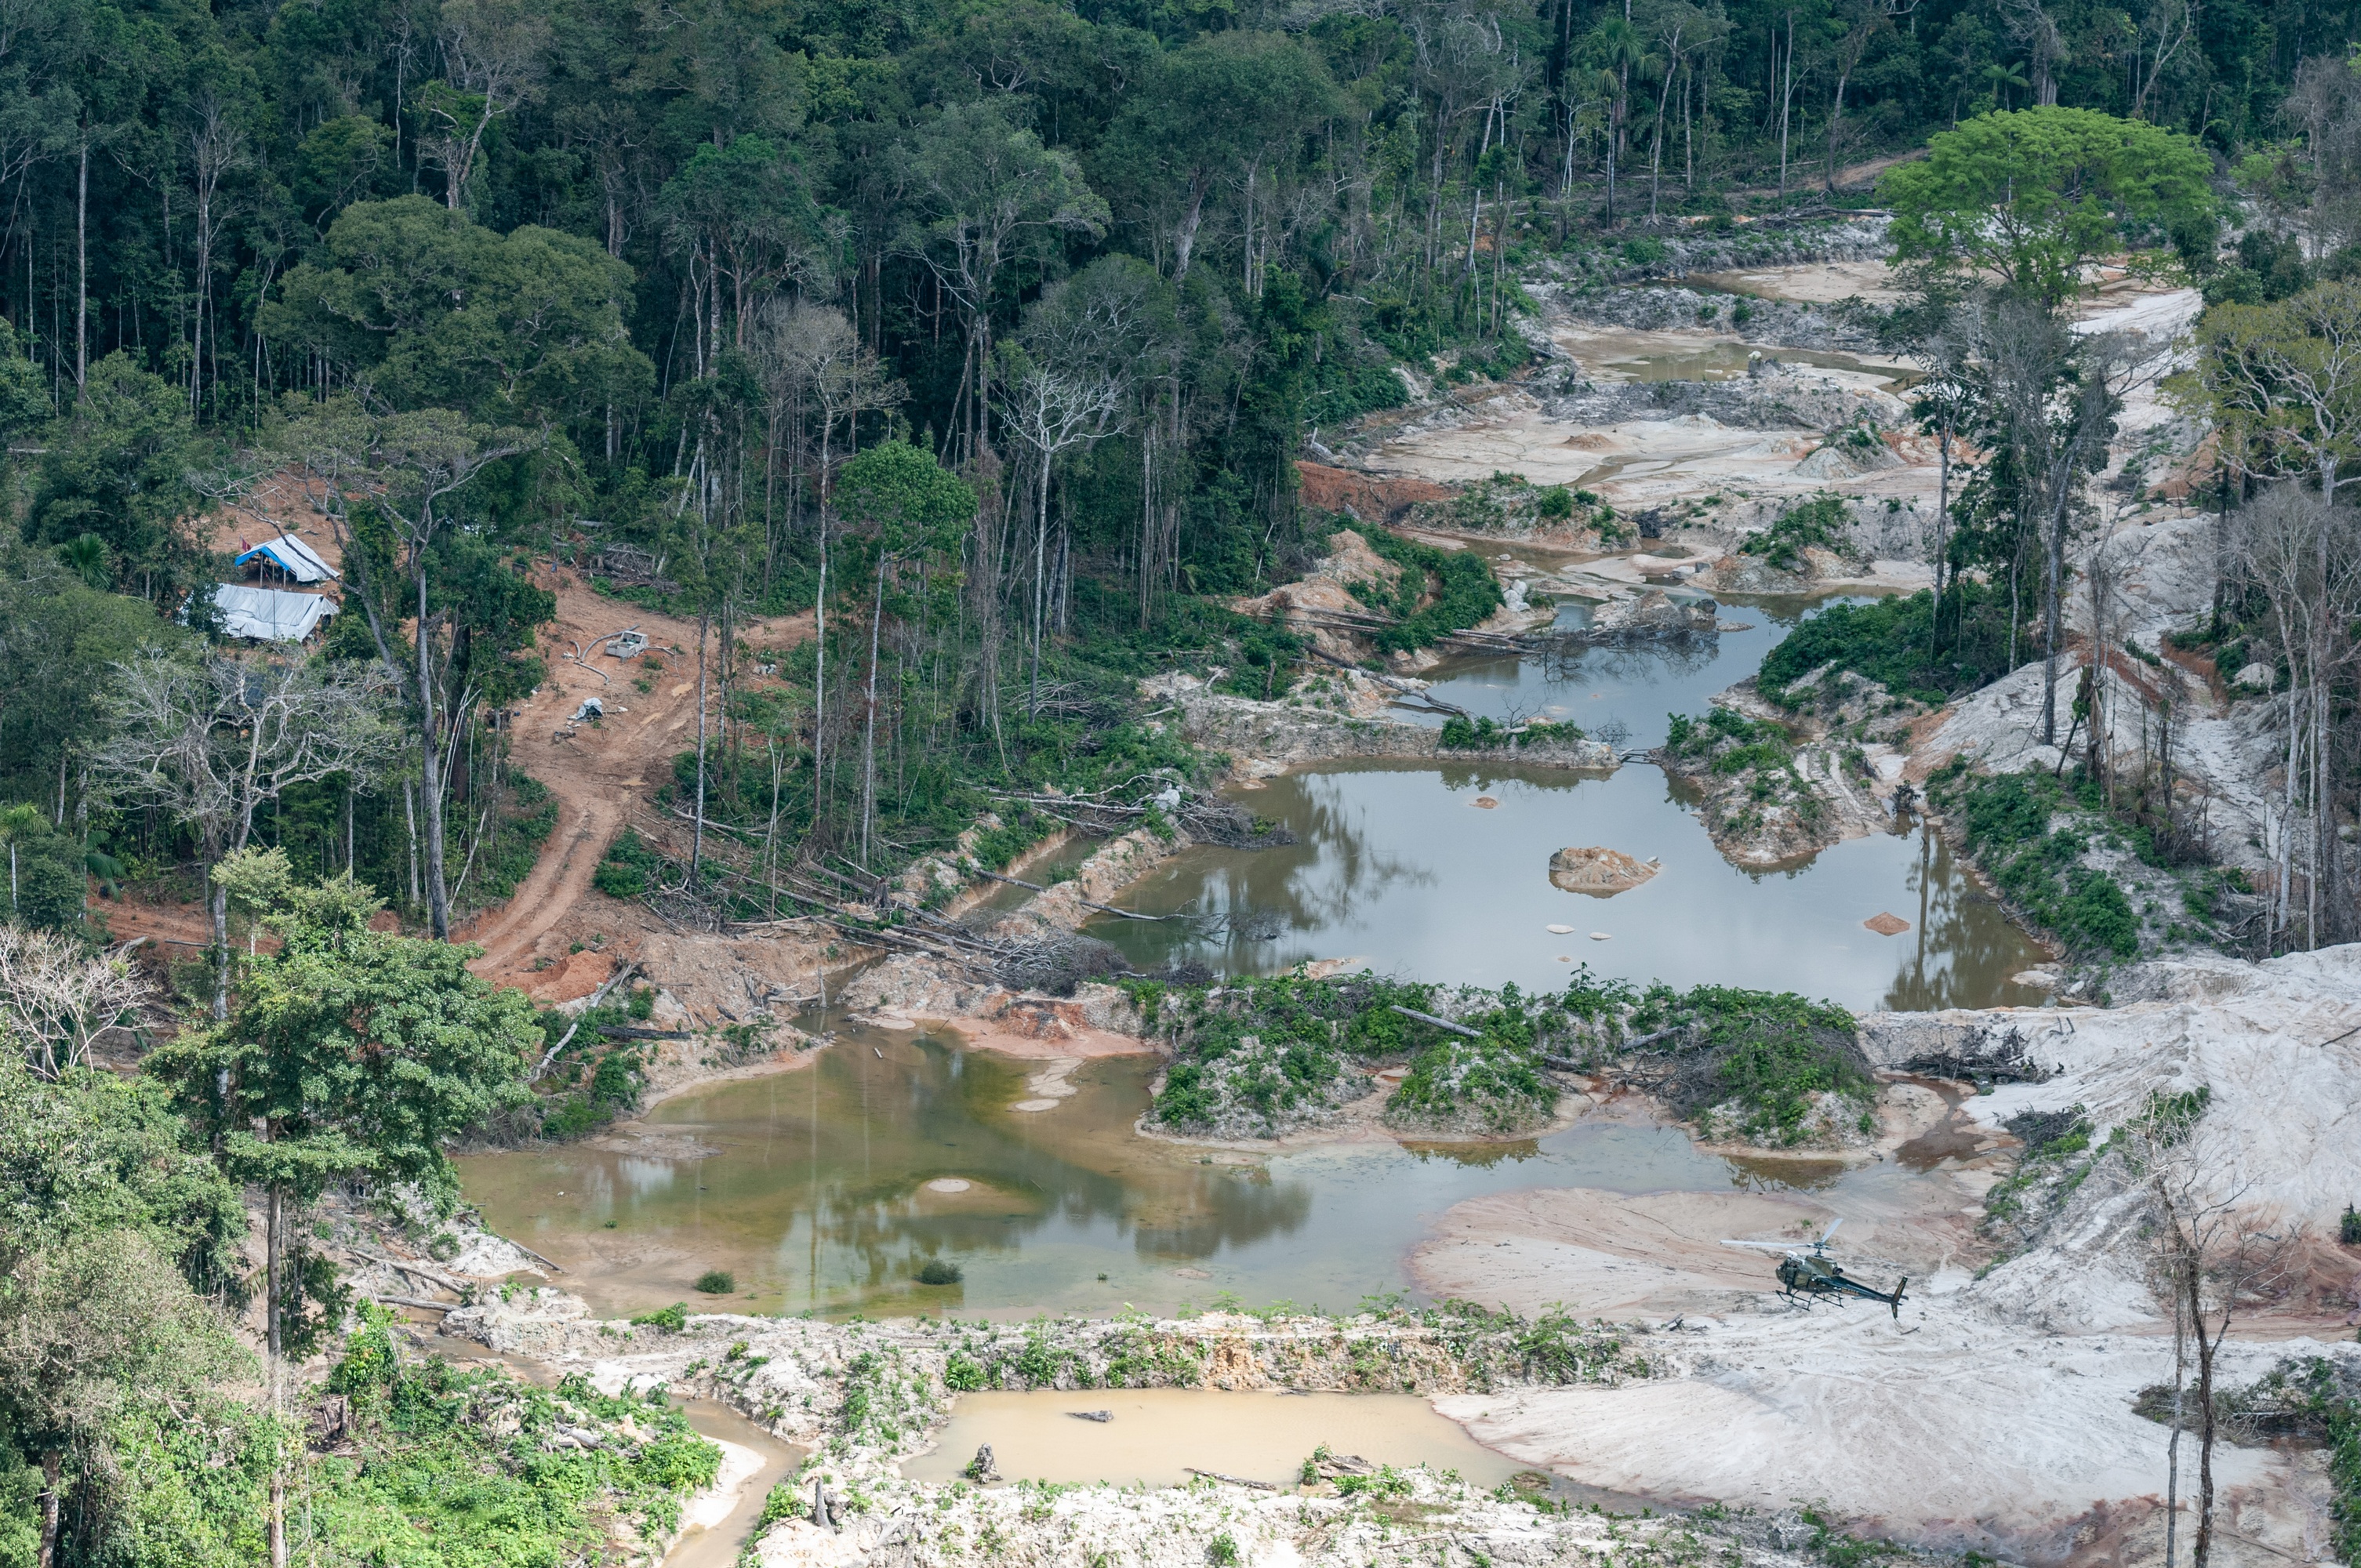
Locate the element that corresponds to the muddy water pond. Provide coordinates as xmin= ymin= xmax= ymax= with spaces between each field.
xmin=1088 ymin=762 xmax=2044 ymax=1011
xmin=1088 ymin=590 xmax=2046 ymax=1007
xmin=901 ymin=1389 xmax=1524 ymax=1490
xmin=461 ymin=1037 xmax=1935 ymax=1320
xmin=1592 ymin=340 xmax=1918 ymax=388
xmin=1423 ymin=593 xmax=1832 ymax=751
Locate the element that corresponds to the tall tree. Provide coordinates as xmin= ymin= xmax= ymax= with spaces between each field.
xmin=278 ymin=400 xmax=536 ymax=938
xmin=830 ymin=442 xmax=976 ymax=865
xmin=1883 ymin=106 xmax=2215 ymax=307
xmin=903 ymin=100 xmax=1107 ymax=460
xmin=148 ymin=867 xmax=536 ymax=1568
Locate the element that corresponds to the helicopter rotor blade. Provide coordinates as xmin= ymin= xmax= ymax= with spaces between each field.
xmin=1718 ymin=1240 xmax=1796 ymax=1250
xmin=1818 ymin=1218 xmax=1844 ymax=1247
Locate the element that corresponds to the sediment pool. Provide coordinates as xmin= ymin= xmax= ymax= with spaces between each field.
xmin=462 ymin=1031 xmax=1967 ymax=1321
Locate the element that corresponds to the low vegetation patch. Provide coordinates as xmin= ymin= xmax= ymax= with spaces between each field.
xmin=1759 ymin=580 xmax=2018 ymax=706
xmin=1405 ymin=472 xmax=1628 ymax=546
xmin=1437 ymin=714 xmax=1586 ymax=750
xmin=921 ymin=1298 xmax=1653 ymax=1398
xmin=593 ymin=827 xmax=663 ymax=899
xmin=78 ymin=1307 xmax=722 ymax=1568
xmin=1135 ymin=968 xmax=1867 ymax=1148
xmin=468 ymin=772 xmax=561 ymax=906
xmin=1662 ymin=706 xmax=1828 ymax=854
xmin=1980 ymin=1105 xmax=2098 ymax=1256
xmin=1741 ymin=495 xmax=1858 ymax=573
xmin=1622 ymin=985 xmax=1876 ymax=1146
xmin=1930 ymin=762 xmax=2254 ymax=962
xmin=1352 ymin=527 xmax=1506 ymax=654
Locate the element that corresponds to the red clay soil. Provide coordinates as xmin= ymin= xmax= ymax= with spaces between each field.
xmin=453 ymin=568 xmax=812 ymax=1004
xmin=1295 ymin=461 xmax=1450 ymax=523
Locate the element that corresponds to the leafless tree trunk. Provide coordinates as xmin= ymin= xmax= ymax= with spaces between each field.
xmin=2134 ymin=1105 xmax=2293 ymax=1568
xmin=90 ymin=653 xmax=396 ymax=1010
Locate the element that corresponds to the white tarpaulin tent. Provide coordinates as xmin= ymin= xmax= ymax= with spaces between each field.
xmin=209 ymin=584 xmax=338 ymax=642
xmin=233 ymin=533 xmax=339 ymax=583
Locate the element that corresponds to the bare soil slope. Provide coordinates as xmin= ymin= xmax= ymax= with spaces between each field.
xmin=456 ymin=570 xmax=809 ymax=1002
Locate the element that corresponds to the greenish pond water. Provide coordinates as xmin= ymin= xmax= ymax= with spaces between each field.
xmin=460 ymin=591 xmax=2037 ymax=1323
xmin=461 ymin=1025 xmax=1923 ymax=1321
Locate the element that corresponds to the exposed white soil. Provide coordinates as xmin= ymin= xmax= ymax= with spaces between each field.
xmin=1909 ymin=507 xmax=2283 ymax=887
xmin=1435 ymin=1305 xmax=2330 ymax=1566
xmin=1689 ymin=259 xmax=1908 ymax=305
xmin=1422 ymin=946 xmax=2361 ymax=1567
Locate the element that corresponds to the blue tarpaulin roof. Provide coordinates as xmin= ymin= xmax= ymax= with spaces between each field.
xmin=234 ymin=534 xmax=339 ymax=583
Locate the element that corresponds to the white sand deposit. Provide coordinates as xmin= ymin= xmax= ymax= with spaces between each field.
xmin=1425 ymin=946 xmax=2361 ymax=1568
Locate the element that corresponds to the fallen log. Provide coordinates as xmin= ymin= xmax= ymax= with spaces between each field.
xmin=530 ymin=960 xmax=638 ymax=1081
xmin=1389 ymin=1004 xmax=1482 ymax=1039
xmin=1185 ymin=1468 xmax=1278 ymax=1491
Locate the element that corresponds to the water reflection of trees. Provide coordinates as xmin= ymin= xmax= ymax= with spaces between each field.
xmin=1123 ymin=770 xmax=1440 ymax=973
xmin=1880 ymin=829 xmax=2047 ymax=1011
xmin=1400 ymin=1139 xmax=1542 ymax=1168
xmin=758 ymin=1044 xmax=1319 ymax=1294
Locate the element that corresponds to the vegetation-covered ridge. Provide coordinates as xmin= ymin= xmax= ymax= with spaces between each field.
xmin=1127 ymin=967 xmax=1875 ymax=1149
xmin=1927 ymin=760 xmax=2260 ymax=966
xmin=1659 ymin=703 xmax=1838 ymax=862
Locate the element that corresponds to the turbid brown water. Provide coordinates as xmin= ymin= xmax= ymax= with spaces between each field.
xmin=461 ymin=588 xmax=2042 ymax=1321
xmin=900 ymin=1388 xmax=1525 ymax=1490
xmin=462 ymin=1033 xmax=1965 ymax=1322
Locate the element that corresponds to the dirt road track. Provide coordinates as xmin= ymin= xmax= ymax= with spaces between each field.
xmin=456 ymin=572 xmax=809 ymax=1000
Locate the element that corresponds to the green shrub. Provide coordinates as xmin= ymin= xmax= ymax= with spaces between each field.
xmin=630 ymin=1302 xmax=688 ymax=1331
xmin=594 ymin=829 xmax=660 ymax=898
xmin=1439 ymin=714 xmax=1509 ymax=750
xmin=1758 ymin=580 xmax=2015 ymax=706
xmin=943 ymin=1352 xmax=987 ymax=1391
xmin=1742 ymin=494 xmax=1853 ymax=572
xmin=1944 ymin=771 xmax=2141 ymax=959
xmin=1626 ymin=985 xmax=1872 ymax=1145
xmin=917 ymin=1259 xmax=964 ymax=1286
xmin=693 ymin=1269 xmax=735 ymax=1294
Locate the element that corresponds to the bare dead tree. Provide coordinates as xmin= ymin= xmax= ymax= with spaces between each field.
xmin=2285 ymin=55 xmax=2361 ymax=259
xmin=90 ymin=652 xmax=398 ymax=1014
xmin=2131 ymin=0 xmax=2201 ymax=122
xmin=2131 ymin=1102 xmax=2294 ymax=1568
xmin=419 ymin=0 xmax=550 ymax=212
xmin=2236 ymin=485 xmax=2361 ymax=946
xmin=0 ymin=927 xmax=149 ymax=1078
xmin=753 ymin=301 xmax=904 ymax=836
xmin=2001 ymin=0 xmax=2065 ymax=105
xmin=1001 ymin=362 xmax=1120 ymax=717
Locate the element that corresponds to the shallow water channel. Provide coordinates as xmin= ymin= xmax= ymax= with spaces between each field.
xmin=461 ymin=587 xmax=2043 ymax=1321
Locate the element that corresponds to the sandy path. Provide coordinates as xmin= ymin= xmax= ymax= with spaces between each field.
xmin=1411 ymin=1187 xmax=1836 ymax=1316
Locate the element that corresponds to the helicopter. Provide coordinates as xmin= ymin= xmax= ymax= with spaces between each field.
xmin=1719 ymin=1220 xmax=1908 ymax=1318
